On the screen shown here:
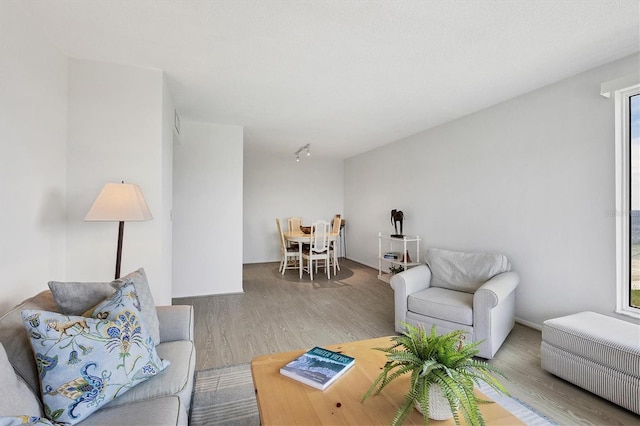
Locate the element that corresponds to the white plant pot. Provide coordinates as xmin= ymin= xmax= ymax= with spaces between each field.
xmin=414 ymin=383 xmax=454 ymax=420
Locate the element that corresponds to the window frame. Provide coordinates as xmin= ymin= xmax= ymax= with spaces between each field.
xmin=615 ymin=84 xmax=640 ymax=319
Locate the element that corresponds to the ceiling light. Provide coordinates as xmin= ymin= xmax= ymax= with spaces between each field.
xmin=294 ymin=144 xmax=311 ymax=161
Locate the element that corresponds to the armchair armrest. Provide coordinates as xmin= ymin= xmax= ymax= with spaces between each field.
xmin=473 ymin=271 xmax=519 ymax=358
xmin=474 ymin=271 xmax=519 ymax=309
xmin=390 ymin=264 xmax=432 ymax=332
xmin=156 ymin=305 xmax=194 ymax=343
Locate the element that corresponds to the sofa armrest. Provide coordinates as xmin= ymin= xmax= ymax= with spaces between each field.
xmin=157 ymin=305 xmax=194 ymax=343
xmin=390 ymin=264 xmax=432 ymax=332
xmin=473 ymin=271 xmax=519 ymax=358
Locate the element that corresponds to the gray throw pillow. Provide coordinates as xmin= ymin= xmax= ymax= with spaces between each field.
xmin=48 ymin=281 xmax=115 ymax=315
xmin=49 ymin=268 xmax=160 ymax=345
xmin=0 ymin=342 xmax=42 ymax=416
xmin=110 ymin=268 xmax=160 ymax=345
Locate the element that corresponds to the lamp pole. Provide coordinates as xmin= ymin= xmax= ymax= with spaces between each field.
xmin=115 ymin=220 xmax=125 ymax=279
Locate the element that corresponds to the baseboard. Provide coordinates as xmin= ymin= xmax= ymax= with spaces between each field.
xmin=515 ymin=317 xmax=542 ymax=331
xmin=173 ymin=291 xmax=245 ymax=302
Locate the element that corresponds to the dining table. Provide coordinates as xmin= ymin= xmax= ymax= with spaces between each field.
xmin=283 ymin=229 xmax=340 ymax=279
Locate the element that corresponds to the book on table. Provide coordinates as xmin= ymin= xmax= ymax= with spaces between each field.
xmin=280 ymin=346 xmax=355 ymax=390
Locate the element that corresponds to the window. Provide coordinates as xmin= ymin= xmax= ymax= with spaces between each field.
xmin=630 ymin=93 xmax=640 ymax=309
xmin=615 ymin=85 xmax=640 ymax=318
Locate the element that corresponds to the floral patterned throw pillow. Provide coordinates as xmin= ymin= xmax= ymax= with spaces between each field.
xmin=21 ymin=282 xmax=169 ymax=425
xmin=0 ymin=417 xmax=55 ymax=426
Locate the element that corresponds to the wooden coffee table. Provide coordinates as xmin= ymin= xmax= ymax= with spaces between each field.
xmin=250 ymin=336 xmax=524 ymax=425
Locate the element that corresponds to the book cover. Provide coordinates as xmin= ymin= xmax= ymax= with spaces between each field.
xmin=280 ymin=346 xmax=355 ymax=390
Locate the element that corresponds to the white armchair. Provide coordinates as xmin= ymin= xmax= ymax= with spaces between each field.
xmin=390 ymin=248 xmax=519 ymax=359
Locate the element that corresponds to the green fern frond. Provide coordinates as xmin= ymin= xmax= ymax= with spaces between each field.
xmin=362 ymin=323 xmax=509 ymax=426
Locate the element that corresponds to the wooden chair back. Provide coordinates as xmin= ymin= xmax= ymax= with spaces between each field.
xmin=276 ymin=218 xmax=286 ymax=253
xmin=288 ymin=217 xmax=302 ymax=232
xmin=332 ymin=214 xmax=342 ymax=234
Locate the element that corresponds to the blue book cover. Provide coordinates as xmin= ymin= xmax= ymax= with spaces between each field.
xmin=280 ymin=346 xmax=355 ymax=390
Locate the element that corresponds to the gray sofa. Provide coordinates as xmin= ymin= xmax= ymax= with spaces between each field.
xmin=391 ymin=248 xmax=519 ymax=359
xmin=0 ymin=289 xmax=195 ymax=425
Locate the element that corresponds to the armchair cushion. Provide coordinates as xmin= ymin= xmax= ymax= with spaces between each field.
xmin=408 ymin=287 xmax=473 ymax=325
xmin=425 ymin=248 xmax=511 ymax=293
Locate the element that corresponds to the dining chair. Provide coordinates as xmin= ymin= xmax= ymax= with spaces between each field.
xmin=302 ymin=220 xmax=331 ymax=280
xmin=276 ymin=218 xmax=299 ymax=275
xmin=288 ymin=217 xmax=303 ymax=232
xmin=287 ymin=217 xmax=303 ymax=249
xmin=330 ymin=214 xmax=342 ymax=275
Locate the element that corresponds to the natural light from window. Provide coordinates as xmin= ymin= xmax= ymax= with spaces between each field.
xmin=614 ymin=80 xmax=640 ymax=318
xmin=630 ymin=93 xmax=639 ymax=309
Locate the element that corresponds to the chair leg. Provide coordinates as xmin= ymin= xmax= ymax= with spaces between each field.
xmin=326 ymin=255 xmax=330 ymax=279
xmin=332 ymin=251 xmax=337 ymax=276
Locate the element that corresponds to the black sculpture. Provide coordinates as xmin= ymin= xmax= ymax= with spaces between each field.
xmin=391 ymin=209 xmax=405 ymax=237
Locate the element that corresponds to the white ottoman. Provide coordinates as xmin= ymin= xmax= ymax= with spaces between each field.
xmin=541 ymin=311 xmax=640 ymax=414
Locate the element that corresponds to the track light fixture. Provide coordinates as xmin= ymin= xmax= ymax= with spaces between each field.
xmin=294 ymin=144 xmax=311 ymax=161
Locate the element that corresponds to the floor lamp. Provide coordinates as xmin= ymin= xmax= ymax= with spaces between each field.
xmin=85 ymin=182 xmax=153 ymax=279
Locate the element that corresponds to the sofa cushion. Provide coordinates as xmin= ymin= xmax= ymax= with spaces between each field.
xmin=408 ymin=287 xmax=474 ymax=326
xmin=104 ymin=340 xmax=195 ymax=410
xmin=48 ymin=281 xmax=114 ymax=316
xmin=21 ymin=282 xmax=169 ymax=425
xmin=0 ymin=417 xmax=54 ymax=425
xmin=80 ymin=396 xmax=187 ymax=426
xmin=0 ymin=291 xmax=58 ymax=396
xmin=0 ymin=396 xmax=186 ymax=426
xmin=425 ymin=248 xmax=511 ymax=293
xmin=0 ymin=342 xmax=42 ymax=417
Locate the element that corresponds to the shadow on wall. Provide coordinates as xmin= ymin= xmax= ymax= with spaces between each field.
xmin=38 ymin=187 xmax=66 ymax=231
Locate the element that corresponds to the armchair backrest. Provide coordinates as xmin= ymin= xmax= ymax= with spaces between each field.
xmin=425 ymin=248 xmax=511 ymax=294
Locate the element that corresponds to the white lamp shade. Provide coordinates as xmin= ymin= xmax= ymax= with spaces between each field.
xmin=85 ymin=183 xmax=153 ymax=222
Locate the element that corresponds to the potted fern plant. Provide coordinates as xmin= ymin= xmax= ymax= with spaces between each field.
xmin=362 ymin=323 xmax=509 ymax=426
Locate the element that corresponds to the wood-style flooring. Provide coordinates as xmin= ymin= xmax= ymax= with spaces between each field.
xmin=174 ymin=259 xmax=638 ymax=425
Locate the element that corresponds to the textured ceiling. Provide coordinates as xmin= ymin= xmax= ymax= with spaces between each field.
xmin=19 ymin=0 xmax=640 ymax=159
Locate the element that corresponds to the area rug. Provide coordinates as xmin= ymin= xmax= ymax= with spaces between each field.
xmin=190 ymin=363 xmax=259 ymax=426
xmin=190 ymin=363 xmax=556 ymax=425
xmin=476 ymin=382 xmax=557 ymax=426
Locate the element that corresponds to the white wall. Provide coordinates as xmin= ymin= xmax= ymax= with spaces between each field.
xmin=65 ymin=58 xmax=173 ymax=305
xmin=243 ymin=150 xmax=344 ymax=263
xmin=0 ymin=1 xmax=68 ymax=314
xmin=160 ymin=77 xmax=176 ymax=305
xmin=173 ymin=122 xmax=243 ymax=297
xmin=345 ymin=54 xmax=640 ymax=328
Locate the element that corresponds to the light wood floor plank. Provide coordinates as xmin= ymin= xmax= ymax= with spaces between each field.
xmin=174 ymin=259 xmax=637 ymax=425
